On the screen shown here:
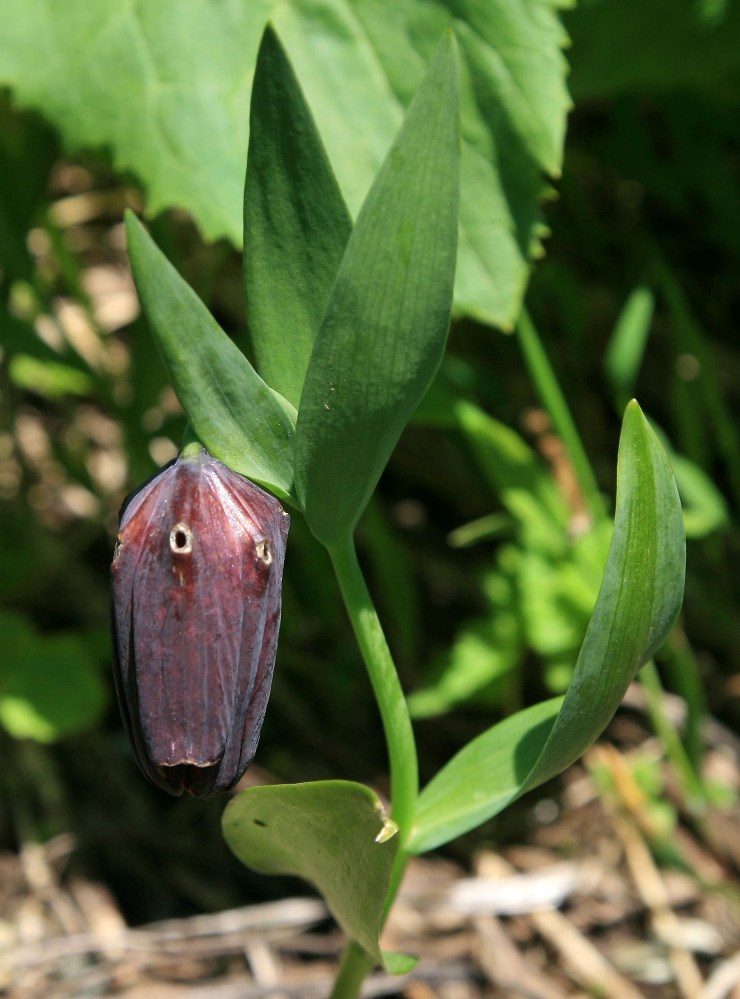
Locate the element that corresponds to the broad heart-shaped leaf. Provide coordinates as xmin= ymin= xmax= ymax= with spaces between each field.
xmin=125 ymin=212 xmax=295 ymax=500
xmin=0 ymin=0 xmax=569 ymax=328
xmin=408 ymin=401 xmax=685 ymax=854
xmin=222 ymin=781 xmax=398 ymax=963
xmin=294 ymin=36 xmax=459 ymax=546
xmin=244 ymin=25 xmax=352 ymax=407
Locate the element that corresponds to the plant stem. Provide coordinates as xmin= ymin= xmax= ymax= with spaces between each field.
xmin=328 ymin=536 xmax=419 ymax=997
xmin=662 ymin=625 xmax=706 ymax=774
xmin=517 ymin=308 xmax=606 ymax=521
xmin=328 ymin=941 xmax=376 ymax=999
xmin=328 ymin=536 xmax=419 ymax=838
xmin=640 ymin=659 xmax=707 ymax=812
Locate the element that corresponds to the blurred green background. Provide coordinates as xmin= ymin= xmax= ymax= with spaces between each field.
xmin=0 ymin=0 xmax=738 ymax=924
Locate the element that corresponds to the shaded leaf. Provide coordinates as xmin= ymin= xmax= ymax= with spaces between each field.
xmin=566 ymin=0 xmax=740 ymax=100
xmin=223 ymin=780 xmax=398 ymax=962
xmin=604 ymin=287 xmax=655 ymax=411
xmin=452 ymin=398 xmax=568 ymax=549
xmin=244 ymin=25 xmax=352 ymax=406
xmin=0 ymin=612 xmax=107 ymax=742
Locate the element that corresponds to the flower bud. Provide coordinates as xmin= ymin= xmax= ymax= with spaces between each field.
xmin=111 ymin=445 xmax=289 ymax=797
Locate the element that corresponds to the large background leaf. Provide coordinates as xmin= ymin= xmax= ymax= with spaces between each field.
xmin=566 ymin=0 xmax=740 ymax=100
xmin=0 ymin=0 xmax=569 ymax=328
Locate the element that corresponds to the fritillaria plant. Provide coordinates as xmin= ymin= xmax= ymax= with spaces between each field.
xmin=117 ymin=27 xmax=685 ymax=998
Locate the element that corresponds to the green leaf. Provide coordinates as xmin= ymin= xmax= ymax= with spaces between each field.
xmin=408 ymin=401 xmax=685 ymax=854
xmin=8 ymin=355 xmax=95 ymax=399
xmin=244 ymin=25 xmax=352 ymax=407
xmin=604 ymin=287 xmax=654 ymax=411
xmin=294 ymin=35 xmax=459 ymax=545
xmin=667 ymin=450 xmax=729 ymax=539
xmin=383 ymin=951 xmax=419 ymax=976
xmin=408 ymin=613 xmax=522 ymax=720
xmin=410 ymin=699 xmax=564 ymax=852
xmin=0 ymin=612 xmax=107 ymax=742
xmin=223 ymin=780 xmax=398 ymax=962
xmin=0 ymin=0 xmax=570 ymax=328
xmin=452 ymin=398 xmax=569 ymax=550
xmin=124 ymin=211 xmax=295 ymax=499
xmin=566 ymin=0 xmax=740 ymax=100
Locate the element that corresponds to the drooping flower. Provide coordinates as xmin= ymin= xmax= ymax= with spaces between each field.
xmin=111 ymin=444 xmax=289 ymax=797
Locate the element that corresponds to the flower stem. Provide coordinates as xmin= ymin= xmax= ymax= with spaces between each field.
xmin=328 ymin=536 xmax=418 ymax=838
xmin=328 ymin=536 xmax=419 ymax=998
xmin=328 ymin=941 xmax=376 ymax=999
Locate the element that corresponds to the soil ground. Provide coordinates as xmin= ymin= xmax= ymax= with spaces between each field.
xmin=2 ymin=689 xmax=739 ymax=999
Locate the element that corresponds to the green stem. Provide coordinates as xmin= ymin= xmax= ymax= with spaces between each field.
xmin=328 ymin=536 xmax=419 ymax=839
xmin=331 ymin=847 xmax=412 ymax=998
xmin=640 ymin=660 xmax=706 ymax=812
xmin=329 ymin=941 xmax=376 ymax=999
xmin=328 ymin=535 xmax=419 ymax=998
xmin=517 ymin=308 xmax=606 ymax=521
xmin=662 ymin=625 xmax=706 ymax=774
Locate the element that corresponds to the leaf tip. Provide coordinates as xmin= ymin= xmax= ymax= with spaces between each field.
xmin=374 ymin=817 xmax=399 ymax=844
xmin=124 ymin=208 xmax=147 ymax=253
xmin=257 ymin=19 xmax=282 ymax=57
xmin=623 ymin=397 xmax=647 ymax=433
xmin=383 ymin=950 xmax=418 ymax=976
xmin=436 ymin=27 xmax=460 ymax=73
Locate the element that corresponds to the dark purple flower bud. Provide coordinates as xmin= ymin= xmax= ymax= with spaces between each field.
xmin=111 ymin=445 xmax=289 ymax=797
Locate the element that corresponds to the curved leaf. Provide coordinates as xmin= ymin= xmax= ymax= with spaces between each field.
xmin=125 ymin=211 xmax=295 ymax=499
xmin=223 ymin=780 xmax=398 ymax=962
xmin=408 ymin=401 xmax=685 ymax=854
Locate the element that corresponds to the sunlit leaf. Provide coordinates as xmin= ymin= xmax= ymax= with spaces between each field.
xmin=408 ymin=401 xmax=685 ymax=853
xmin=125 ymin=211 xmax=296 ymax=499
xmin=0 ymin=0 xmax=570 ymax=327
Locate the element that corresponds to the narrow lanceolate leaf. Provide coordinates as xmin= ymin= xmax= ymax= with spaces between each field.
xmin=244 ymin=25 xmax=352 ymax=407
xmin=294 ymin=35 xmax=459 ymax=546
xmin=408 ymin=401 xmax=686 ymax=854
xmin=223 ymin=781 xmax=398 ymax=962
xmin=125 ymin=211 xmax=295 ymax=499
